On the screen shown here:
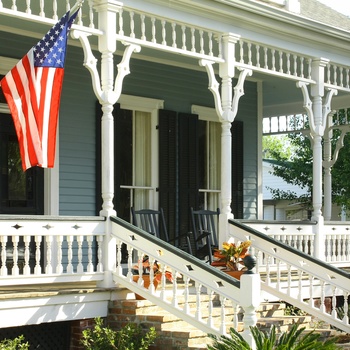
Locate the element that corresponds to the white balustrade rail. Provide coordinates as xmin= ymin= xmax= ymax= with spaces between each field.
xmin=325 ymin=63 xmax=350 ymax=92
xmin=111 ymin=216 xmax=260 ymax=340
xmin=0 ymin=1 xmax=97 ymax=30
xmin=229 ymin=219 xmax=350 ymax=333
xmin=117 ymin=6 xmax=224 ymax=62
xmin=236 ymin=39 xmax=315 ymax=83
xmin=0 ymin=216 xmax=105 ymax=286
xmin=240 ymin=220 xmax=350 ymax=267
xmin=324 ymin=222 xmax=350 ymax=266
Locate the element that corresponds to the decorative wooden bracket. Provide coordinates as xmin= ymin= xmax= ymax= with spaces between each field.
xmin=199 ymin=59 xmax=252 ymax=122
xmin=71 ymin=30 xmax=141 ymax=104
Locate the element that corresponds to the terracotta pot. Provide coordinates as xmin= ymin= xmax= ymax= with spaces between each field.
xmin=132 ymin=275 xmax=159 ymax=300
xmin=222 ymin=269 xmax=243 ymax=280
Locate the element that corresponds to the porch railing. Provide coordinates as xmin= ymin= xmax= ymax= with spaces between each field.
xmin=240 ymin=220 xmax=350 ymax=267
xmin=229 ymin=219 xmax=350 ymax=333
xmin=0 ymin=216 xmax=105 ymax=286
xmin=111 ymin=215 xmax=260 ymax=340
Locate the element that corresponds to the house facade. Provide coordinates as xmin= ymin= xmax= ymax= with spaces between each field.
xmin=0 ymin=0 xmax=350 ymax=347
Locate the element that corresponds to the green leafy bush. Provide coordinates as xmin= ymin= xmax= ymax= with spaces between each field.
xmin=0 ymin=335 xmax=30 ymax=350
xmin=81 ymin=317 xmax=157 ymax=350
xmin=208 ymin=324 xmax=339 ymax=350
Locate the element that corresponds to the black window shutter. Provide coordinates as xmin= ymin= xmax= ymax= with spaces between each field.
xmin=231 ymin=121 xmax=244 ymax=218
xmin=158 ymin=109 xmax=177 ymax=240
xmin=178 ymin=113 xmax=199 ymax=237
xmin=114 ymin=106 xmax=133 ymax=221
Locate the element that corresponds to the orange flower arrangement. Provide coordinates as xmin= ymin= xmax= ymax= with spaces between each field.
xmin=213 ymin=240 xmax=251 ymax=271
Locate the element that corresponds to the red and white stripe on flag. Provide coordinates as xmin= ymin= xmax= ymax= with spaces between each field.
xmin=0 ymin=9 xmax=78 ymax=171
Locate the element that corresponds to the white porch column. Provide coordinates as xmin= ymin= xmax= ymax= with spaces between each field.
xmin=310 ymin=58 xmax=328 ymax=260
xmin=95 ymin=0 xmax=120 ymax=217
xmin=94 ymin=0 xmax=121 ymax=288
xmin=218 ymin=34 xmax=240 ymax=245
xmin=323 ymin=113 xmax=333 ymax=221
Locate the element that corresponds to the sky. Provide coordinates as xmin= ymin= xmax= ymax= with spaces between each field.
xmin=317 ymin=0 xmax=350 ymax=16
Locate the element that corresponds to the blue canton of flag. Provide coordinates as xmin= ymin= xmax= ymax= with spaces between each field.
xmin=33 ymin=11 xmax=78 ymax=68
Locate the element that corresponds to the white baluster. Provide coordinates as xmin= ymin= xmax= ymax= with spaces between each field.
xmin=39 ymin=0 xmax=44 ymax=17
xmin=240 ymin=40 xmax=244 ymax=63
xmin=279 ymin=51 xmax=283 ymax=73
xmin=309 ymin=234 xmax=314 ymax=256
xmin=12 ymin=235 xmax=19 ymax=276
xmin=191 ymin=27 xmax=195 ymax=52
xmin=264 ymin=46 xmax=268 ymax=69
xmin=141 ymin=14 xmax=146 ymax=40
xmin=331 ymin=234 xmax=336 ymax=262
xmin=0 ymin=1 xmax=3 ymax=8
xmin=56 ymin=235 xmax=63 ymax=274
xmin=77 ymin=4 xmax=83 ymax=26
xmin=326 ymin=63 xmax=331 ymax=84
xmin=219 ymin=296 xmax=227 ymax=333
xmin=66 ymin=235 xmax=74 ymax=273
xmin=183 ymin=276 xmax=191 ymax=314
xmin=88 ymin=0 xmax=94 ymax=29
xmin=181 ymin=25 xmax=186 ymax=50
xmin=45 ymin=235 xmax=53 ymax=274
xmin=307 ymin=58 xmax=312 ymax=79
xmin=340 ymin=67 xmax=344 ymax=87
xmin=11 ymin=0 xmax=16 ymax=11
xmin=256 ymin=45 xmax=260 ymax=68
xmin=333 ymin=65 xmax=338 ymax=85
xmin=87 ymin=235 xmax=94 ymax=273
xmin=271 ymin=49 xmax=276 ymax=71
xmin=346 ymin=68 xmax=349 ymax=89
xmin=118 ymin=8 xmax=124 ymax=35
xmin=320 ymin=280 xmax=326 ymax=314
xmin=308 ymin=276 xmax=314 ymax=308
xmin=66 ymin=0 xmax=70 ymax=11
xmin=287 ymin=264 xmax=292 ymax=296
xmin=130 ymin=11 xmax=135 ymax=38
xmin=96 ymin=235 xmax=103 ymax=273
xmin=34 ymin=235 xmax=42 ymax=275
xmin=195 ymin=281 xmax=202 ymax=320
xmin=276 ymin=258 xmax=281 ymax=291
xmin=286 ymin=52 xmax=291 ymax=74
xmin=161 ymin=20 xmax=166 ymax=45
xmin=207 ymin=289 xmax=214 ymax=328
xmin=151 ymin=17 xmax=156 ymax=43
xmin=199 ymin=30 xmax=204 ymax=54
xmin=0 ymin=236 xmax=7 ymax=276
xmin=208 ymin=32 xmax=213 ymax=56
xmin=53 ymin=0 xmax=58 ymax=20
xmin=300 ymin=56 xmax=304 ymax=78
xmin=23 ymin=235 xmax=31 ymax=275
xmin=172 ymin=23 xmax=177 ymax=48
xmin=248 ymin=42 xmax=252 ymax=65
xmin=331 ymin=286 xmax=337 ymax=318
xmin=343 ymin=292 xmax=349 ymax=323
xmin=336 ymin=234 xmax=342 ymax=262
xmin=25 ymin=0 xmax=31 ymax=14
xmin=298 ymin=269 xmax=303 ymax=302
xmin=77 ymin=235 xmax=84 ymax=273
xmin=293 ymin=54 xmax=297 ymax=76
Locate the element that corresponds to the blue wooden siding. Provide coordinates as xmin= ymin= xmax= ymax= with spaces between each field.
xmin=0 ymin=33 xmax=258 ymax=219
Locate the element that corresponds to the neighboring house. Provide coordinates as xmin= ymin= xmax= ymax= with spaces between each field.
xmin=0 ymin=0 xmax=350 ymax=347
xmin=263 ymin=159 xmax=310 ymax=221
xmin=263 ymin=159 xmax=346 ymax=221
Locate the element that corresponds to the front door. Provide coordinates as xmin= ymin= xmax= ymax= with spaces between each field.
xmin=0 ymin=113 xmax=44 ymax=214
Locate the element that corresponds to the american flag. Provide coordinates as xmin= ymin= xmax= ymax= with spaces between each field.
xmin=0 ymin=9 xmax=79 ymax=170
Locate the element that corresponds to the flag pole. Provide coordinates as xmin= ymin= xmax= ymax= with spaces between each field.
xmin=69 ymin=0 xmax=85 ymax=18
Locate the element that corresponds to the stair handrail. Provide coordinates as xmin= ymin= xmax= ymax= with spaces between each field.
xmin=229 ymin=219 xmax=350 ymax=333
xmin=110 ymin=216 xmax=260 ymax=340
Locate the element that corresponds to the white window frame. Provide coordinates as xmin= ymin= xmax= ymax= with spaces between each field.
xmin=118 ymin=94 xmax=164 ymax=210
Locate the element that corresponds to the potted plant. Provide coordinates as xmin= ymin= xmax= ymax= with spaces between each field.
xmin=212 ymin=239 xmax=251 ymax=279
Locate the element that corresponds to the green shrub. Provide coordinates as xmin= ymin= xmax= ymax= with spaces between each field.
xmin=81 ymin=317 xmax=157 ymax=350
xmin=208 ymin=323 xmax=339 ymax=350
xmin=0 ymin=335 xmax=30 ymax=350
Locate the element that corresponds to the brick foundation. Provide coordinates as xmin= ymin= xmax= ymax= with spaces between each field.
xmin=69 ymin=319 xmax=95 ymax=350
